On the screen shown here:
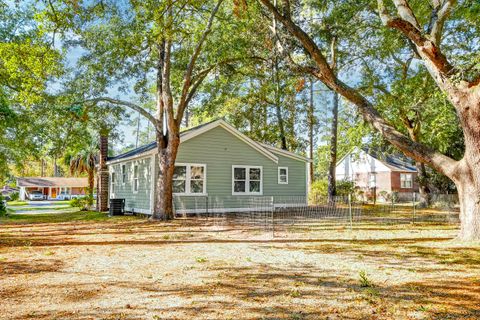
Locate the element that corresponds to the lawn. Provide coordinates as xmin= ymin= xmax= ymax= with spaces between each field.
xmin=0 ymin=210 xmax=478 ymax=320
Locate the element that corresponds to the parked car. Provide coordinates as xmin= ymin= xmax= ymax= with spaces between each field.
xmin=29 ymin=191 xmax=45 ymax=201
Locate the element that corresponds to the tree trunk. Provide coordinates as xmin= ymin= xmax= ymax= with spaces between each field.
xmin=327 ymin=92 xmax=339 ymax=201
xmin=416 ymin=162 xmax=431 ymax=207
xmin=87 ymin=169 xmax=94 ymax=198
xmin=274 ymin=58 xmax=287 ymax=150
xmin=405 ymin=124 xmax=431 ymax=207
xmin=453 ymin=101 xmax=480 ymax=241
xmin=308 ymin=78 xmax=315 ymax=187
xmin=54 ymin=157 xmax=58 ymax=177
xmin=153 ymin=134 xmax=180 ymax=220
xmin=456 ymin=179 xmax=480 ymax=241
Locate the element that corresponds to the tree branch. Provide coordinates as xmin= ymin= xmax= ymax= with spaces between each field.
xmin=259 ymin=0 xmax=458 ymax=178
xmin=83 ymin=97 xmax=158 ymax=127
xmin=392 ymin=0 xmax=420 ymax=30
xmin=429 ymin=0 xmax=456 ymax=45
xmin=377 ymin=0 xmax=454 ymax=78
xmin=177 ymin=0 xmax=223 ymax=121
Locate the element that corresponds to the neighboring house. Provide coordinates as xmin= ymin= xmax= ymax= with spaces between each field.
xmin=106 ymin=119 xmax=310 ymax=215
xmin=1 ymin=186 xmax=19 ymax=200
xmin=17 ymin=177 xmax=89 ymax=200
xmin=336 ymin=147 xmax=418 ymax=199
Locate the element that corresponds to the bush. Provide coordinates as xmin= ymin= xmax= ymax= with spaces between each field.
xmin=9 ymin=192 xmax=19 ymax=202
xmin=309 ymin=179 xmax=355 ymax=201
xmin=0 ymin=195 xmax=6 ymax=216
xmin=336 ymin=180 xmax=355 ymax=196
xmin=309 ymin=179 xmax=328 ymax=199
xmin=70 ymin=195 xmax=94 ymax=211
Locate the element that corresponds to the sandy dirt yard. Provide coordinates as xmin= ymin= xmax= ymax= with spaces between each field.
xmin=0 ymin=214 xmax=479 ymax=320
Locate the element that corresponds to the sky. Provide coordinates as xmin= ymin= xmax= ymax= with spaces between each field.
xmin=62 ymin=45 xmax=146 ymax=152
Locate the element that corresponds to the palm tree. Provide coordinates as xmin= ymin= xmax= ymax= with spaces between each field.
xmin=67 ymin=146 xmax=97 ymax=200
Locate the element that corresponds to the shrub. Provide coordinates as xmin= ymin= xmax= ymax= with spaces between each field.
xmin=69 ymin=196 xmax=94 ymax=211
xmin=378 ymin=190 xmax=390 ymax=202
xmin=0 ymin=195 xmax=6 ymax=216
xmin=9 ymin=192 xmax=19 ymax=201
xmin=310 ymin=179 xmax=355 ymax=202
xmin=359 ymin=271 xmax=374 ymax=288
xmin=309 ymin=179 xmax=328 ymax=200
xmin=336 ymin=180 xmax=355 ymax=196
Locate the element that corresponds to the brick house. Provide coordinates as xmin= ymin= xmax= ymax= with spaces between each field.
xmin=335 ymin=147 xmax=418 ymax=201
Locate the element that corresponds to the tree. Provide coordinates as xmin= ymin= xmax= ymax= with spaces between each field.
xmin=45 ymin=0 xmax=258 ymax=219
xmin=258 ymin=0 xmax=480 ymax=240
xmin=67 ymin=145 xmax=97 ymax=201
xmin=0 ymin=3 xmax=63 ymax=182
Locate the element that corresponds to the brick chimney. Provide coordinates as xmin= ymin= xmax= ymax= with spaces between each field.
xmin=97 ymin=133 xmax=109 ymax=212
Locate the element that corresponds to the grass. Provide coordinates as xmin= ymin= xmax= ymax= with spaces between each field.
xmin=0 ymin=209 xmax=478 ymax=320
xmin=6 ymin=200 xmax=28 ymax=206
xmin=8 ymin=205 xmax=73 ymax=212
xmin=0 ymin=210 xmax=139 ymax=224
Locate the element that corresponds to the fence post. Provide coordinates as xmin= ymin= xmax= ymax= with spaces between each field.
xmin=271 ymin=196 xmax=275 ymax=239
xmin=348 ymin=193 xmax=353 ymax=230
xmin=205 ymin=195 xmax=209 ymax=219
xmin=412 ymin=192 xmax=416 ymax=224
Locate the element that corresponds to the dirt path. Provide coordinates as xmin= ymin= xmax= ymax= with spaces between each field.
xmin=0 ymin=218 xmax=479 ymax=320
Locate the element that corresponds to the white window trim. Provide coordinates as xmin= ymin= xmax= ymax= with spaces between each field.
xmin=173 ymin=163 xmax=207 ymax=196
xmin=110 ymin=171 xmax=116 ymax=197
xmin=278 ymin=167 xmax=288 ymax=184
xmin=232 ymin=165 xmax=263 ymax=195
xmin=121 ymin=164 xmax=127 ymax=185
xmin=133 ymin=164 xmax=139 ymax=194
xmin=400 ymin=173 xmax=413 ymax=189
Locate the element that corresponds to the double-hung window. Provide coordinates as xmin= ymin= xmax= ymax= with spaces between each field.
xmin=278 ymin=167 xmax=288 ymax=184
xmin=173 ymin=164 xmax=206 ymax=195
xmin=121 ymin=164 xmax=127 ymax=184
xmin=400 ymin=173 xmax=413 ymax=188
xmin=232 ymin=166 xmax=262 ymax=195
xmin=133 ymin=165 xmax=139 ymax=192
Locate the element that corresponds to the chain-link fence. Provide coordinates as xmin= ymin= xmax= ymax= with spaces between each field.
xmin=173 ymin=193 xmax=460 ymax=238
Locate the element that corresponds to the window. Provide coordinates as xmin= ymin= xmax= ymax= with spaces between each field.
xmin=278 ymin=167 xmax=288 ymax=184
xmin=173 ymin=164 xmax=206 ymax=194
xmin=133 ymin=165 xmax=139 ymax=192
xmin=401 ymin=173 xmax=413 ymax=188
xmin=111 ymin=172 xmax=116 ymax=193
xmin=122 ymin=164 xmax=127 ymax=184
xmin=232 ymin=166 xmax=262 ymax=195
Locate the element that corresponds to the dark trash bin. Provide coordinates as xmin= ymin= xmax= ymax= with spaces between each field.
xmin=109 ymin=198 xmax=125 ymax=216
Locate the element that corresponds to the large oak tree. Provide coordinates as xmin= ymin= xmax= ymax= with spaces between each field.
xmin=258 ymin=0 xmax=480 ymax=240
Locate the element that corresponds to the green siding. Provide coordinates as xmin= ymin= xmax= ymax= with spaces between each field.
xmin=109 ymin=156 xmax=153 ymax=213
xmin=109 ymin=125 xmax=307 ymax=213
xmin=174 ymin=126 xmax=307 ymax=211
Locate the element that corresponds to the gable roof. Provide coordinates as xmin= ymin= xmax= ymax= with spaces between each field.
xmin=337 ymin=146 xmax=416 ymax=172
xmin=17 ymin=177 xmax=89 ymax=188
xmin=260 ymin=143 xmax=311 ymax=162
xmin=363 ymin=148 xmax=417 ymax=172
xmin=107 ymin=119 xmax=310 ymax=164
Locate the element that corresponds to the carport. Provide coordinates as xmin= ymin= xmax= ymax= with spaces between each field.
xmin=16 ymin=177 xmax=89 ymax=200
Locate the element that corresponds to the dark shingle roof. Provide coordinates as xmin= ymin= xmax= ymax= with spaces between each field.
xmin=363 ymin=148 xmax=417 ymax=172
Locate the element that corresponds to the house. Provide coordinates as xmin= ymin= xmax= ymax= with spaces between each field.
xmin=335 ymin=147 xmax=418 ymax=200
xmin=106 ymin=119 xmax=310 ymax=215
xmin=17 ymin=177 xmax=89 ymax=200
